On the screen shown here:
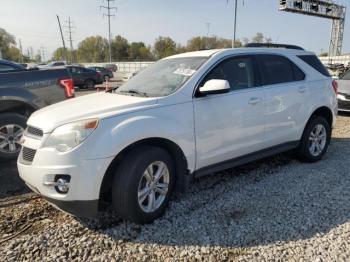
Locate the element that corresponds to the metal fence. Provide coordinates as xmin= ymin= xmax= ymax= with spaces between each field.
xmin=84 ymin=61 xmax=154 ymax=73
xmin=319 ymin=55 xmax=350 ymax=65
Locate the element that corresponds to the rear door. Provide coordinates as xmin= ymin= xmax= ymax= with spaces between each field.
xmin=193 ymin=55 xmax=265 ymax=169
xmin=257 ymin=54 xmax=307 ymax=146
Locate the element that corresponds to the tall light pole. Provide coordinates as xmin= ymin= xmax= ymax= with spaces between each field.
xmin=232 ymin=0 xmax=238 ymax=48
xmin=101 ymin=0 xmax=117 ymax=62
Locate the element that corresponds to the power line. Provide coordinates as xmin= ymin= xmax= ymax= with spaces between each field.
xmin=64 ymin=16 xmax=76 ymax=62
xmin=100 ymin=0 xmax=117 ymax=62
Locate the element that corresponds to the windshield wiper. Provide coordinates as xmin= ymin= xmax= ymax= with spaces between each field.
xmin=117 ymin=89 xmax=149 ymax=97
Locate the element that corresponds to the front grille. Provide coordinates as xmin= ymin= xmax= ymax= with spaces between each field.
xmin=338 ymin=100 xmax=350 ymax=111
xmin=26 ymin=126 xmax=43 ymax=137
xmin=21 ymin=147 xmax=36 ymax=163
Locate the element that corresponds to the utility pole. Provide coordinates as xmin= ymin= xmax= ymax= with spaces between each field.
xmin=233 ymin=0 xmax=238 ymax=48
xmin=56 ymin=15 xmax=67 ymax=62
xmin=227 ymin=0 xmax=239 ymax=48
xmin=19 ymin=39 xmax=24 ymax=63
xmin=205 ymin=22 xmax=211 ymax=49
xmin=65 ymin=16 xmax=75 ymax=63
xmin=40 ymin=46 xmax=46 ymax=62
xmin=100 ymin=0 xmax=117 ymax=62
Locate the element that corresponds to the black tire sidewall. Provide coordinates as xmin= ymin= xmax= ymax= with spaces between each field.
xmin=85 ymin=79 xmax=95 ymax=89
xmin=0 ymin=113 xmax=28 ymax=160
xmin=298 ymin=116 xmax=331 ymax=162
xmin=112 ymin=146 xmax=175 ymax=224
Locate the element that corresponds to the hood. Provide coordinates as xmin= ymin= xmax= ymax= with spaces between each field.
xmin=28 ymin=92 xmax=158 ymax=133
xmin=338 ymin=79 xmax=350 ymax=94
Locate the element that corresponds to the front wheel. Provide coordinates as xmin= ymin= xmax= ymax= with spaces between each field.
xmin=84 ymin=79 xmax=95 ymax=89
xmin=112 ymin=146 xmax=175 ymax=224
xmin=296 ymin=116 xmax=331 ymax=162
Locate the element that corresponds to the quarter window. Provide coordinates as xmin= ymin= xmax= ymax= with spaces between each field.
xmin=201 ymin=56 xmax=256 ymax=91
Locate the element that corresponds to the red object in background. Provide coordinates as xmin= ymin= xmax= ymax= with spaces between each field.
xmin=59 ymin=78 xmax=75 ymax=98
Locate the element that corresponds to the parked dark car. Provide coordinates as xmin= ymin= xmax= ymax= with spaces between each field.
xmin=103 ymin=63 xmax=118 ymax=72
xmin=88 ymin=66 xmax=114 ymax=82
xmin=337 ymin=70 xmax=350 ymax=112
xmin=66 ymin=66 xmax=104 ymax=89
xmin=0 ymin=65 xmax=74 ymax=159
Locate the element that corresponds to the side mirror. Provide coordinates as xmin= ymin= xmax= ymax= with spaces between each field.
xmin=198 ymin=79 xmax=230 ymax=96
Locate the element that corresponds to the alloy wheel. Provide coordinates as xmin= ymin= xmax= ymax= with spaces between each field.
xmin=309 ymin=124 xmax=327 ymax=157
xmin=0 ymin=124 xmax=24 ymax=153
xmin=137 ymin=161 xmax=170 ymax=213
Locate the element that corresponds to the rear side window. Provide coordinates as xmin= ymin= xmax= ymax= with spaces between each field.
xmin=292 ymin=63 xmax=305 ymax=81
xmin=258 ymin=55 xmax=295 ymax=85
xmin=298 ymin=55 xmax=330 ymax=77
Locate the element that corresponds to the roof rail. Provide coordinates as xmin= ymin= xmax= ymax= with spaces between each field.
xmin=244 ymin=43 xmax=304 ymax=50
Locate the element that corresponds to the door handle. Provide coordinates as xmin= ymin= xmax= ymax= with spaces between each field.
xmin=298 ymin=86 xmax=306 ymax=93
xmin=248 ymin=97 xmax=261 ymax=105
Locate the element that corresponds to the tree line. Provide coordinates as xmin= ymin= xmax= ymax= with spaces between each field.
xmin=1 ymin=27 xmax=274 ymax=63
xmin=54 ymin=33 xmax=273 ymax=63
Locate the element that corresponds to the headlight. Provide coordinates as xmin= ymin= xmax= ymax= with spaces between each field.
xmin=43 ymin=119 xmax=99 ymax=152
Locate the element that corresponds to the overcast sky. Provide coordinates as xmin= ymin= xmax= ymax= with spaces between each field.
xmin=0 ymin=0 xmax=349 ymax=60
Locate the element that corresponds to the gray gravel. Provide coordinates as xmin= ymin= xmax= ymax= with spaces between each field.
xmin=0 ymin=114 xmax=350 ymax=261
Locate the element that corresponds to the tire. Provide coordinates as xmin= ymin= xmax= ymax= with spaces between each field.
xmin=296 ymin=116 xmax=331 ymax=162
xmin=112 ymin=146 xmax=175 ymax=224
xmin=0 ymin=113 xmax=27 ymax=160
xmin=84 ymin=79 xmax=95 ymax=89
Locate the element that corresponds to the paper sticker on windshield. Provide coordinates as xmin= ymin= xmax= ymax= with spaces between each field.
xmin=173 ymin=68 xmax=196 ymax=76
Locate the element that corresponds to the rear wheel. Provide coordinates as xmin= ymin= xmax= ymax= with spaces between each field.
xmin=0 ymin=113 xmax=27 ymax=160
xmin=112 ymin=146 xmax=175 ymax=224
xmin=84 ymin=79 xmax=95 ymax=89
xmin=296 ymin=116 xmax=331 ymax=162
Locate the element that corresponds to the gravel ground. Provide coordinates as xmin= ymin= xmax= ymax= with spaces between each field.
xmin=0 ymin=114 xmax=349 ymax=261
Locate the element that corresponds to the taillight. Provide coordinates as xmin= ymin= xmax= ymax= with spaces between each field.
xmin=59 ymin=78 xmax=75 ymax=98
xmin=332 ymin=80 xmax=338 ymax=95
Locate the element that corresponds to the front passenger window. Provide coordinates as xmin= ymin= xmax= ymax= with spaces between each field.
xmin=201 ymin=56 xmax=256 ymax=91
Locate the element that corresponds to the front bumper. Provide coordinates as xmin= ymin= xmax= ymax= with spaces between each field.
xmin=17 ymin=134 xmax=113 ymax=217
xmin=44 ymin=196 xmax=98 ymax=217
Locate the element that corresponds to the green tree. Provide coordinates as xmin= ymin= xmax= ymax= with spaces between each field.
xmin=187 ymin=36 xmax=241 ymax=51
xmin=111 ymin=35 xmax=129 ymax=61
xmin=0 ymin=28 xmax=23 ymax=62
xmin=52 ymin=47 xmax=68 ymax=61
xmin=76 ymin=36 xmax=109 ymax=62
xmin=153 ymin=36 xmax=177 ymax=59
xmin=249 ymin=32 xmax=272 ymax=44
xmin=128 ymin=42 xmax=152 ymax=61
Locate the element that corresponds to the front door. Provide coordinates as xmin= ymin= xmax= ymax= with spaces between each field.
xmin=193 ymin=55 xmax=265 ymax=170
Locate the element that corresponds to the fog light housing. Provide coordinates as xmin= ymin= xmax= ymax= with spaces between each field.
xmin=56 ymin=178 xmax=69 ymax=194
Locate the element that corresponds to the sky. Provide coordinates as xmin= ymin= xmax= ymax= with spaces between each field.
xmin=0 ymin=0 xmax=349 ymax=60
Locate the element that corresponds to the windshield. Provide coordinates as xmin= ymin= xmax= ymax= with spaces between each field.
xmin=116 ymin=57 xmax=208 ymax=97
xmin=341 ymin=70 xmax=350 ymax=80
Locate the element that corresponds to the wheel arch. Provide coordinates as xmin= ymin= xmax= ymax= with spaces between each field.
xmin=0 ymin=99 xmax=37 ymax=117
xmin=99 ymin=137 xmax=189 ymax=207
xmin=309 ymin=106 xmax=333 ymax=127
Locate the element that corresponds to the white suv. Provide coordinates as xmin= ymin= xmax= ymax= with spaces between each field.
xmin=18 ymin=45 xmax=338 ymax=223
